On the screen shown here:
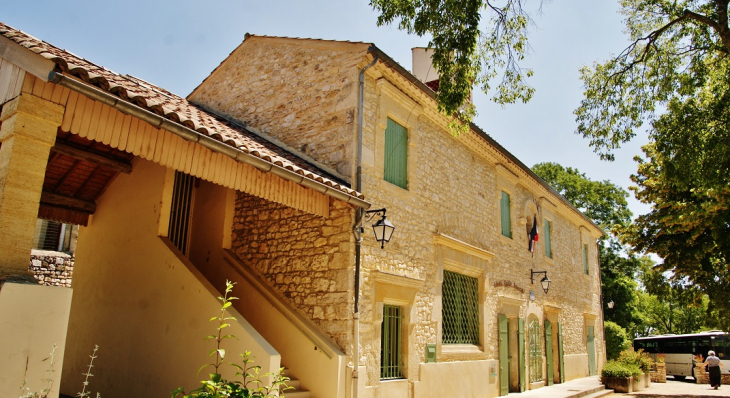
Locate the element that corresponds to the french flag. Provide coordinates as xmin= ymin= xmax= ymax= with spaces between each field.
xmin=528 ymin=216 xmax=539 ymax=253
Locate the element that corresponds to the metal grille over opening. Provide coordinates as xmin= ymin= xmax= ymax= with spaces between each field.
xmin=381 ymin=304 xmax=404 ymax=379
xmin=33 ymin=219 xmax=73 ymax=252
xmin=442 ymin=270 xmax=479 ymax=344
xmin=529 ymin=318 xmax=543 ymax=383
xmin=168 ymin=171 xmax=195 ymax=255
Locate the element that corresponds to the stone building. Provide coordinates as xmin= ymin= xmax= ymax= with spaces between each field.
xmin=188 ymin=37 xmax=606 ymax=398
xmin=0 ymin=21 xmax=604 ymax=398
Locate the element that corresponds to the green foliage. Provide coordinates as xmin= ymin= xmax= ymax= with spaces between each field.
xmin=173 ymin=281 xmax=290 ymax=398
xmin=605 ymin=321 xmax=631 ymax=360
xmin=618 ymin=349 xmax=654 ymax=373
xmin=370 ymin=0 xmax=539 ymax=125
xmin=577 ymin=2 xmax=730 ymax=329
xmin=601 ymin=360 xmax=642 ymax=379
xmin=576 ymin=0 xmax=730 ymax=161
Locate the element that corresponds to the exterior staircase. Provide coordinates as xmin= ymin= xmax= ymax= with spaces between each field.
xmin=282 ymin=366 xmax=312 ymax=398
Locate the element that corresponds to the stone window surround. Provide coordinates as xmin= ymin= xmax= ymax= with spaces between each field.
xmin=435 ymin=234 xmax=494 ymax=360
xmin=579 ymin=226 xmax=592 ymax=276
xmin=371 ymin=270 xmax=424 ymax=381
xmin=496 ymin=164 xmax=518 ymax=245
xmin=374 ymin=79 xmax=420 ymax=195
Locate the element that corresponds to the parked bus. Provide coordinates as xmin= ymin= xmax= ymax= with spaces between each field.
xmin=634 ymin=331 xmax=729 ymax=380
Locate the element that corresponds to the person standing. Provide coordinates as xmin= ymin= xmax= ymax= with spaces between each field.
xmin=704 ymin=350 xmax=724 ymax=389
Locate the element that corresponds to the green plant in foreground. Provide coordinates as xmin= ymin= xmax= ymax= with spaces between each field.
xmin=19 ymin=344 xmax=57 ymax=398
xmin=77 ymin=345 xmax=101 ymax=398
xmin=173 ymin=281 xmax=290 ymax=398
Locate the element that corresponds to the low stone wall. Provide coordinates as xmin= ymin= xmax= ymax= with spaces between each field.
xmin=651 ymin=362 xmax=666 ymax=383
xmin=694 ymin=363 xmax=730 ymax=384
xmin=29 ymin=250 xmax=74 ymax=287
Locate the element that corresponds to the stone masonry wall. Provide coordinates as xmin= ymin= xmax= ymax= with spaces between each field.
xmin=29 ymin=250 xmax=73 ymax=287
xmin=193 ymin=38 xmax=604 ymax=395
xmin=231 ymin=192 xmax=354 ymax=352
xmin=189 ymin=38 xmax=367 ymax=178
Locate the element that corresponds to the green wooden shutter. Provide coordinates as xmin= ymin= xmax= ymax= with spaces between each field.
xmin=500 ymin=191 xmax=512 ymax=238
xmin=518 ymin=318 xmax=525 ymax=392
xmin=583 ymin=244 xmax=589 ymax=274
xmin=588 ymin=326 xmax=596 ymax=376
xmin=499 ymin=315 xmax=509 ymax=396
xmin=384 ymin=118 xmax=408 ymax=189
xmin=544 ymin=219 xmax=552 ymax=258
xmin=545 ymin=320 xmax=553 ymax=386
xmin=558 ymin=322 xmax=565 ymax=383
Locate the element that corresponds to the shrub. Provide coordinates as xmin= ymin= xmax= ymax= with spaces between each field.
xmin=604 ymin=321 xmax=631 ymax=360
xmin=617 ymin=349 xmax=653 ymax=373
xmin=601 ymin=360 xmax=642 ymax=379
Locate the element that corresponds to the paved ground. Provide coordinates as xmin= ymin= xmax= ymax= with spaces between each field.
xmin=507 ymin=376 xmax=730 ymax=398
xmin=615 ymin=376 xmax=730 ymax=398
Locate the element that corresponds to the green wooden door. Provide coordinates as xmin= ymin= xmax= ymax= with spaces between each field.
xmin=558 ymin=322 xmax=565 ymax=383
xmin=545 ymin=320 xmax=553 ymax=386
xmin=518 ymin=318 xmax=525 ymax=392
xmin=499 ymin=315 xmax=509 ymax=396
xmin=588 ymin=326 xmax=596 ymax=376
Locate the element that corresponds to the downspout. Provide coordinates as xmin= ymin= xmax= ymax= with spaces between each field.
xmin=353 ymin=51 xmax=378 ymax=398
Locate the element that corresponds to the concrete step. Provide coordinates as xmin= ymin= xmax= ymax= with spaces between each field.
xmin=563 ymin=385 xmax=608 ymax=398
xmin=281 ymin=365 xmax=311 ymax=398
xmin=579 ymin=389 xmax=614 ymax=398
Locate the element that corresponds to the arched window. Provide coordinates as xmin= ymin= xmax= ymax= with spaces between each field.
xmin=529 ymin=316 xmax=543 ymax=383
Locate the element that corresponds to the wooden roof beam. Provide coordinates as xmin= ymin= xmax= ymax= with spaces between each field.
xmin=40 ymin=191 xmax=96 ymax=214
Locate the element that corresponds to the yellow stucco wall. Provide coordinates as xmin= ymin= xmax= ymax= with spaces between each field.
xmin=62 ymin=158 xmax=279 ymax=398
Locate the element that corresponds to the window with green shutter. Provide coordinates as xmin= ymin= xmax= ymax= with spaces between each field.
xmin=583 ymin=243 xmax=589 ymax=274
xmin=544 ymin=219 xmax=552 ymax=258
xmin=384 ymin=118 xmax=408 ymax=189
xmin=500 ymin=191 xmax=512 ymax=238
xmin=442 ymin=270 xmax=480 ymax=345
xmin=381 ymin=305 xmax=404 ymax=379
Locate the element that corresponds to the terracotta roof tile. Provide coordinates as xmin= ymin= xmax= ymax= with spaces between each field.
xmin=0 ymin=22 xmax=361 ymax=200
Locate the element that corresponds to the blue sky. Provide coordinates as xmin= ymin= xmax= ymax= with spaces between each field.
xmin=5 ymin=0 xmax=650 ymax=218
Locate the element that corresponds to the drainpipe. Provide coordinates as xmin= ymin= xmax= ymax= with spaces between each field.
xmin=353 ymin=51 xmax=378 ymax=398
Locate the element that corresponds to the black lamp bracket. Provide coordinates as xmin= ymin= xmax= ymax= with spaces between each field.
xmin=365 ymin=208 xmax=387 ymax=223
xmin=530 ymin=269 xmax=547 ymax=284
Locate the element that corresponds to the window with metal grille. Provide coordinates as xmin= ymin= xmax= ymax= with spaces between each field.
xmin=381 ymin=305 xmax=404 ymax=379
xmin=582 ymin=243 xmax=589 ymax=274
xmin=442 ymin=270 xmax=479 ymax=345
xmin=544 ymin=219 xmax=552 ymax=258
xmin=33 ymin=219 xmax=73 ymax=252
xmin=500 ymin=191 xmax=511 ymax=238
xmin=168 ymin=171 xmax=195 ymax=256
xmin=529 ymin=318 xmax=543 ymax=383
xmin=384 ymin=118 xmax=408 ymax=189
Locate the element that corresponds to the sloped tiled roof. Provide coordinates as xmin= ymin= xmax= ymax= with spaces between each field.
xmin=0 ymin=22 xmax=362 ymax=200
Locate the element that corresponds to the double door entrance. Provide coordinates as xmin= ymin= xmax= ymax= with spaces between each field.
xmin=498 ymin=315 xmax=565 ymax=395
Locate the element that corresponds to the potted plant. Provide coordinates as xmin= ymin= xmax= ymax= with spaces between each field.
xmin=601 ymin=360 xmax=642 ymax=393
